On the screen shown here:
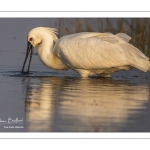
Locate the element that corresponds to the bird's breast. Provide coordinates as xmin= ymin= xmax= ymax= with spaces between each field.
xmin=37 ymin=49 xmax=69 ymax=70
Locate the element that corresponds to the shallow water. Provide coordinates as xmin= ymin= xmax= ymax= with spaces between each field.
xmin=24 ymin=73 xmax=150 ymax=132
xmin=1 ymin=58 xmax=150 ymax=132
xmin=1 ymin=19 xmax=150 ymax=132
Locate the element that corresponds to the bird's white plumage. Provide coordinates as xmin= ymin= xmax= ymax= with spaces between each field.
xmin=28 ymin=27 xmax=150 ymax=77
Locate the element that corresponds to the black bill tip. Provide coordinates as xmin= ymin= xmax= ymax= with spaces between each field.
xmin=21 ymin=41 xmax=34 ymax=74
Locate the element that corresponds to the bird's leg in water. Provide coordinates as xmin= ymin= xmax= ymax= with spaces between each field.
xmin=100 ymin=74 xmax=111 ymax=77
xmin=76 ymin=69 xmax=90 ymax=77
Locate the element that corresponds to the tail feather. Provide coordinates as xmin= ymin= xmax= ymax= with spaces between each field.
xmin=118 ymin=43 xmax=150 ymax=72
xmin=131 ymin=59 xmax=150 ymax=72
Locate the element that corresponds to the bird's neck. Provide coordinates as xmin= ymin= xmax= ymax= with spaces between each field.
xmin=37 ymin=38 xmax=68 ymax=70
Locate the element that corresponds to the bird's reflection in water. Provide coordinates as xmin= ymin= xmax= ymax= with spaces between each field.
xmin=23 ymin=76 xmax=149 ymax=132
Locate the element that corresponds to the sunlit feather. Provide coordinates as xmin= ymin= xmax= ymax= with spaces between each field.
xmin=26 ymin=27 xmax=150 ymax=77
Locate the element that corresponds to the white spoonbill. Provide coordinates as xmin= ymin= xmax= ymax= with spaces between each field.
xmin=22 ymin=27 xmax=150 ymax=77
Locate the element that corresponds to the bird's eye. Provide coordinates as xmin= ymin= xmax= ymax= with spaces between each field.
xmin=29 ymin=38 xmax=33 ymax=41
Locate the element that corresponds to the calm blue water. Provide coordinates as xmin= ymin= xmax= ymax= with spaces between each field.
xmin=0 ymin=19 xmax=150 ymax=132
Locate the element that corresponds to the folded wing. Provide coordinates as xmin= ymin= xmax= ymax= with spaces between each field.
xmin=56 ymin=32 xmax=150 ymax=72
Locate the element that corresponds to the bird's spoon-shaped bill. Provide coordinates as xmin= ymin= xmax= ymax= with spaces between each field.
xmin=21 ymin=41 xmax=34 ymax=74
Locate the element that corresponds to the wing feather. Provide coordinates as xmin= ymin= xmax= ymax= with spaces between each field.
xmin=116 ymin=33 xmax=131 ymax=42
xmin=56 ymin=32 xmax=150 ymax=71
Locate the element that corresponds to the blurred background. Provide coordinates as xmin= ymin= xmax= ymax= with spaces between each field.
xmin=1 ymin=18 xmax=149 ymax=56
xmin=57 ymin=18 xmax=150 ymax=56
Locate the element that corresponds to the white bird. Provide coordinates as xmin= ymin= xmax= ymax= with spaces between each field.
xmin=22 ymin=27 xmax=150 ymax=77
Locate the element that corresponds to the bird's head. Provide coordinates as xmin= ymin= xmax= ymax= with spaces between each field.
xmin=28 ymin=27 xmax=43 ymax=47
xmin=21 ymin=27 xmax=58 ymax=74
xmin=28 ymin=27 xmax=58 ymax=47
